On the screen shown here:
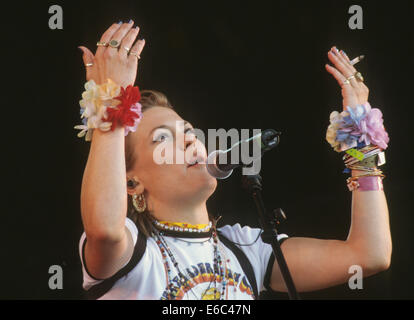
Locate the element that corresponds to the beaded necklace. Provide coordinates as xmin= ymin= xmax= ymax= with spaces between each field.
xmin=151 ymin=219 xmax=228 ymax=300
xmin=153 ymin=219 xmax=213 ymax=233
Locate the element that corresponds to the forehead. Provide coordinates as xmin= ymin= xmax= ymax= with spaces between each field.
xmin=138 ymin=106 xmax=183 ymax=134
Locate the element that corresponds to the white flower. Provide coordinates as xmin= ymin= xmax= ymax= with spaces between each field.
xmin=75 ymin=79 xmax=120 ymax=141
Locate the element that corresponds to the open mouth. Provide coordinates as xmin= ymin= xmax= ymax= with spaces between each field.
xmin=188 ymin=160 xmax=200 ymax=168
xmin=187 ymin=157 xmax=206 ymax=168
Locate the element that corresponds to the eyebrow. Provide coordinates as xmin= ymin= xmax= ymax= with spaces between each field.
xmin=148 ymin=120 xmax=191 ymax=139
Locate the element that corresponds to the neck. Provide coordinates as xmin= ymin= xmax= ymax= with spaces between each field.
xmin=150 ymin=200 xmax=210 ymax=225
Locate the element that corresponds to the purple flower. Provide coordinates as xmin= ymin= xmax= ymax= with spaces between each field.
xmin=326 ymin=102 xmax=389 ymax=152
xmin=357 ymin=107 xmax=389 ymax=149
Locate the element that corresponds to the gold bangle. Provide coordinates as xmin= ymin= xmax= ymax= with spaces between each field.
xmin=347 ymin=173 xmax=385 ymax=182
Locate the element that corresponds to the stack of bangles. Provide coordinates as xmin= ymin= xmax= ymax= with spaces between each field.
xmin=74 ymin=78 xmax=143 ymax=141
xmin=326 ymin=101 xmax=390 ymax=192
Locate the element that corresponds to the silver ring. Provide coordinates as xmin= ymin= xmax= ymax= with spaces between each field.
xmin=130 ymin=51 xmax=141 ymax=59
xmin=96 ymin=41 xmax=108 ymax=47
xmin=85 ymin=63 xmax=93 ymax=67
xmin=343 ymin=79 xmax=350 ymax=85
xmin=124 ymin=46 xmax=130 ymax=53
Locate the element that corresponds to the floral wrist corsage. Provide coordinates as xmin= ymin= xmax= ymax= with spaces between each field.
xmin=74 ymin=79 xmax=143 ymax=141
xmin=326 ymin=102 xmax=389 ymax=152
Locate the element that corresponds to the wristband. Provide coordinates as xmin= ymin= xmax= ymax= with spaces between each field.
xmin=347 ymin=175 xmax=384 ymax=192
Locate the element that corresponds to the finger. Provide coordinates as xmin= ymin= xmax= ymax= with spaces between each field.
xmin=325 ymin=64 xmax=359 ymax=110
xmin=106 ymin=20 xmax=135 ymax=54
xmin=78 ymin=46 xmax=95 ymax=80
xmin=120 ymin=25 xmax=140 ymax=58
xmin=328 ymin=47 xmax=355 ymax=76
xmin=96 ymin=22 xmax=123 ymax=57
xmin=333 ymin=47 xmax=357 ymax=73
xmin=325 ymin=63 xmax=349 ymax=88
xmin=339 ymin=49 xmax=353 ymax=67
xmin=334 ymin=47 xmax=369 ymax=103
xmin=328 ymin=49 xmax=360 ymax=88
xmin=128 ymin=39 xmax=146 ymax=64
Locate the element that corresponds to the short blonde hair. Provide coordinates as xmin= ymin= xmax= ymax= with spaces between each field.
xmin=125 ymin=90 xmax=174 ymax=237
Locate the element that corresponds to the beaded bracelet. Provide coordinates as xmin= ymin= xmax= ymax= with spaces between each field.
xmin=74 ymin=79 xmax=143 ymax=141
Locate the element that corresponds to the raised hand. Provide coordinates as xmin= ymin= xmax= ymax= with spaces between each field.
xmin=325 ymin=46 xmax=369 ymax=110
xmin=78 ymin=20 xmax=146 ymax=88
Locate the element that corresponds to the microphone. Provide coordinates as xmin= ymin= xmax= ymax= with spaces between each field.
xmin=206 ymin=129 xmax=281 ymax=179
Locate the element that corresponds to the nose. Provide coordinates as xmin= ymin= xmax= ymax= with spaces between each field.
xmin=184 ymin=130 xmax=197 ymax=150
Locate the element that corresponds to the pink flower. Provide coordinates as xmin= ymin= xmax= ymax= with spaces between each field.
xmin=356 ymin=105 xmax=389 ymax=149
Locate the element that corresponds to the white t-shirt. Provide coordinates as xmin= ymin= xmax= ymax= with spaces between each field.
xmin=79 ymin=217 xmax=288 ymax=300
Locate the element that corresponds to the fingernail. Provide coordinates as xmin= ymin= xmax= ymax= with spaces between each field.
xmin=128 ymin=19 xmax=133 ymax=24
xmin=117 ymin=21 xmax=122 ymax=24
xmin=341 ymin=50 xmax=348 ymax=57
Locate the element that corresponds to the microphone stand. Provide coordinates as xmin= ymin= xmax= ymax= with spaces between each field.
xmin=241 ymin=174 xmax=300 ymax=300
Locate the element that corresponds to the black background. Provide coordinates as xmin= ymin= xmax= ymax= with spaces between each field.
xmin=2 ymin=0 xmax=413 ymax=299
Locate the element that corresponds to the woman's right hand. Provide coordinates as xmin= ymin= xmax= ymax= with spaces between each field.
xmin=78 ymin=20 xmax=146 ymax=88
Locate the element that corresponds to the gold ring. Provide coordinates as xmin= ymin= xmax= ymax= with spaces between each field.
xmin=355 ymin=72 xmax=364 ymax=82
xmin=130 ymin=51 xmax=141 ymax=59
xmin=108 ymin=39 xmax=120 ymax=48
xmin=346 ymin=74 xmax=355 ymax=81
xmin=124 ymin=46 xmax=131 ymax=53
xmin=343 ymin=79 xmax=350 ymax=85
xmin=85 ymin=63 xmax=93 ymax=67
xmin=96 ymin=41 xmax=108 ymax=47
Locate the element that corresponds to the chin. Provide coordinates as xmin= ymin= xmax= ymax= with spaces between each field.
xmin=188 ymin=173 xmax=217 ymax=201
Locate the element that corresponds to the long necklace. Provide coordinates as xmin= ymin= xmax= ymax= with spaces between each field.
xmin=151 ymin=223 xmax=228 ymax=300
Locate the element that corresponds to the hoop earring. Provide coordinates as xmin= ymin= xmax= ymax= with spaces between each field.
xmin=132 ymin=193 xmax=147 ymax=213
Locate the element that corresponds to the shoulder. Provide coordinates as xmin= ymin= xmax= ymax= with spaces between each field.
xmin=125 ymin=217 xmax=139 ymax=245
xmin=217 ymin=223 xmax=261 ymax=244
xmin=78 ymin=217 xmax=141 ymax=287
xmin=217 ymin=223 xmax=289 ymax=245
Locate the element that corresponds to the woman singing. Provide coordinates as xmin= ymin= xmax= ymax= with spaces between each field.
xmin=76 ymin=20 xmax=391 ymax=300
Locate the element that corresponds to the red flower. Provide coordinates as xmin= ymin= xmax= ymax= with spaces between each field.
xmin=103 ymin=85 xmax=142 ymax=131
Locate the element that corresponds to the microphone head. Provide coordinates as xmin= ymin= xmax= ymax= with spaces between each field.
xmin=206 ymin=150 xmax=233 ymax=179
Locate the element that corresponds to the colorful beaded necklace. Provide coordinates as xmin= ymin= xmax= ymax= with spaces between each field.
xmin=153 ymin=219 xmax=213 ymax=233
xmin=151 ymin=219 xmax=228 ymax=300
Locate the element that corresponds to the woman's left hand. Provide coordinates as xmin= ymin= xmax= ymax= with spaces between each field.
xmin=325 ymin=46 xmax=369 ymax=110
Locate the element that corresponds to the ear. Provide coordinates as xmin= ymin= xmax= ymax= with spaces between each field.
xmin=126 ymin=176 xmax=145 ymax=196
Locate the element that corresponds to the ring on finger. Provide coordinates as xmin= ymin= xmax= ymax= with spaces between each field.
xmin=346 ymin=74 xmax=356 ymax=81
xmin=355 ymin=72 xmax=364 ymax=82
xmin=85 ymin=63 xmax=94 ymax=67
xmin=123 ymin=46 xmax=131 ymax=53
xmin=343 ymin=79 xmax=351 ymax=85
xmin=96 ymin=41 xmax=108 ymax=47
xmin=130 ymin=51 xmax=141 ymax=59
xmin=108 ymin=39 xmax=121 ymax=48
